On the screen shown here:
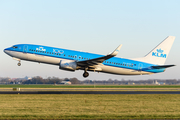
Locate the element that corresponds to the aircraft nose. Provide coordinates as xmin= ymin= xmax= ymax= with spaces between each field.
xmin=4 ymin=48 xmax=9 ymax=54
xmin=4 ymin=48 xmax=7 ymax=53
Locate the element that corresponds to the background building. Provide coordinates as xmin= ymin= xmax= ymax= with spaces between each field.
xmin=60 ymin=80 xmax=71 ymax=85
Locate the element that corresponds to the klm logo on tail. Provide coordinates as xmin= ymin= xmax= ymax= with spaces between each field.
xmin=152 ymin=49 xmax=167 ymax=58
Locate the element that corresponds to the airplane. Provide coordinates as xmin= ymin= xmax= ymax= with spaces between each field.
xmin=4 ymin=36 xmax=175 ymax=78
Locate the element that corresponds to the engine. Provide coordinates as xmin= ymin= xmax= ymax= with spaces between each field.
xmin=59 ymin=60 xmax=77 ymax=71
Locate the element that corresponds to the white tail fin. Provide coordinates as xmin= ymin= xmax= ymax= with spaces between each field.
xmin=133 ymin=36 xmax=175 ymax=65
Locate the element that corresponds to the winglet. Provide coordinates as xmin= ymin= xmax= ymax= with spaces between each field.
xmin=109 ymin=44 xmax=122 ymax=56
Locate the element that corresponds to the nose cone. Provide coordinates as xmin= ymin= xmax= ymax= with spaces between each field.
xmin=4 ymin=48 xmax=11 ymax=55
xmin=4 ymin=48 xmax=8 ymax=54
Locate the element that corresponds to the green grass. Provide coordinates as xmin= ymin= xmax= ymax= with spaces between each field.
xmin=0 ymin=94 xmax=180 ymax=119
xmin=0 ymin=84 xmax=180 ymax=88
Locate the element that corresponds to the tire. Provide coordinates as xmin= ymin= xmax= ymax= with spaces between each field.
xmin=83 ymin=72 xmax=89 ymax=78
xmin=17 ymin=63 xmax=21 ymax=66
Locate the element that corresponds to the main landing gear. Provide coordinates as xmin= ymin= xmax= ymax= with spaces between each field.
xmin=83 ymin=68 xmax=89 ymax=78
xmin=83 ymin=72 xmax=89 ymax=78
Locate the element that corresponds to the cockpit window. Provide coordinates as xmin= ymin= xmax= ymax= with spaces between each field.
xmin=12 ymin=46 xmax=18 ymax=49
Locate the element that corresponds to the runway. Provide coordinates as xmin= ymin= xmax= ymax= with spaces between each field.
xmin=1 ymin=91 xmax=180 ymax=94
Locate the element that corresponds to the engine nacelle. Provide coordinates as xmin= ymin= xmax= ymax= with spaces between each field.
xmin=59 ymin=60 xmax=77 ymax=71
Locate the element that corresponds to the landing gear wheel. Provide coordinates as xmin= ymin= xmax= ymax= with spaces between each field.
xmin=83 ymin=72 xmax=89 ymax=78
xmin=17 ymin=63 xmax=21 ymax=66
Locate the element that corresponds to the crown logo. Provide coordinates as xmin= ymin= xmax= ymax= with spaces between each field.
xmin=156 ymin=49 xmax=163 ymax=53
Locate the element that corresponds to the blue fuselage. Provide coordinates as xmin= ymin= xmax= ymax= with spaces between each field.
xmin=4 ymin=44 xmax=165 ymax=75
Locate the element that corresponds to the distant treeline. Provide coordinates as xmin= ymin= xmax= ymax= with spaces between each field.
xmin=22 ymin=77 xmax=81 ymax=84
xmin=0 ymin=76 xmax=180 ymax=85
xmin=0 ymin=77 xmax=80 ymax=84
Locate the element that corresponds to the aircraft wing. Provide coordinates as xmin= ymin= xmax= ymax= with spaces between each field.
xmin=77 ymin=45 xmax=122 ymax=66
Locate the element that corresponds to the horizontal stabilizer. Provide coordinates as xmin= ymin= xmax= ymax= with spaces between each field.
xmin=152 ymin=65 xmax=175 ymax=69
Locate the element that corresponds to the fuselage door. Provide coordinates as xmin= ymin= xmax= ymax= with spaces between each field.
xmin=138 ymin=63 xmax=143 ymax=71
xmin=23 ymin=45 xmax=28 ymax=53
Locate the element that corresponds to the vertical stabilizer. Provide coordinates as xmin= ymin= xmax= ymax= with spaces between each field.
xmin=133 ymin=36 xmax=175 ymax=65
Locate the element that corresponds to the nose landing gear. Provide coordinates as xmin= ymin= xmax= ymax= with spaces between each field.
xmin=17 ymin=62 xmax=21 ymax=66
xmin=12 ymin=58 xmax=21 ymax=66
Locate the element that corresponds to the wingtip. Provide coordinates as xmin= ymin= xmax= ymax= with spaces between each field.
xmin=118 ymin=44 xmax=122 ymax=49
xmin=168 ymin=36 xmax=176 ymax=39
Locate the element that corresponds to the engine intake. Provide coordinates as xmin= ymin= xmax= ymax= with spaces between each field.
xmin=59 ymin=60 xmax=77 ymax=71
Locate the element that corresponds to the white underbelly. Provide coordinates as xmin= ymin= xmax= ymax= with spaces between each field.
xmin=12 ymin=52 xmax=63 ymax=65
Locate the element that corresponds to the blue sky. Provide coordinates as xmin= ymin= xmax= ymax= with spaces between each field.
xmin=0 ymin=0 xmax=180 ymax=80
